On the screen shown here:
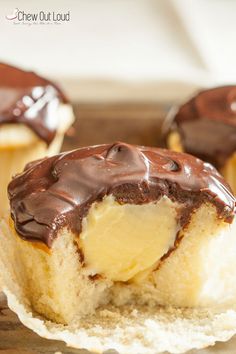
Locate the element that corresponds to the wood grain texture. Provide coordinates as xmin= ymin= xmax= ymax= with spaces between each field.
xmin=62 ymin=103 xmax=168 ymax=152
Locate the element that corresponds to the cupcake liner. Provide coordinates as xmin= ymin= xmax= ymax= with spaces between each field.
xmin=0 ymin=218 xmax=236 ymax=354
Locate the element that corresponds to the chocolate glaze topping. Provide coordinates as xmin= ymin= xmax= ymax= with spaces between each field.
xmin=8 ymin=142 xmax=235 ymax=247
xmin=0 ymin=63 xmax=67 ymax=145
xmin=167 ymin=86 xmax=236 ymax=168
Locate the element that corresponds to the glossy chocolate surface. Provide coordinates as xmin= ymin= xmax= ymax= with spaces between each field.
xmin=8 ymin=142 xmax=235 ymax=247
xmin=167 ymin=86 xmax=236 ymax=168
xmin=0 ymin=63 xmax=67 ymax=145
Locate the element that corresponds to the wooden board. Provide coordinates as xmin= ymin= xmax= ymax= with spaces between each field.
xmin=62 ymin=102 xmax=168 ymax=151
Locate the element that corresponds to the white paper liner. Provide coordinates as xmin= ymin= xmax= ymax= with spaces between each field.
xmin=4 ymin=287 xmax=236 ymax=354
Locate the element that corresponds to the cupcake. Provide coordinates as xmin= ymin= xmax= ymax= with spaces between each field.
xmin=0 ymin=62 xmax=74 ymax=214
xmin=1 ymin=141 xmax=235 ymax=328
xmin=164 ymin=86 xmax=236 ymax=193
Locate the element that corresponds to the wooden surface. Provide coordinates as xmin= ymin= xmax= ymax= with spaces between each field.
xmin=62 ymin=102 xmax=168 ymax=152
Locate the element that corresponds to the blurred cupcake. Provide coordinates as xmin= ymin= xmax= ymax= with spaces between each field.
xmin=164 ymin=86 xmax=236 ymax=193
xmin=0 ymin=63 xmax=74 ymax=214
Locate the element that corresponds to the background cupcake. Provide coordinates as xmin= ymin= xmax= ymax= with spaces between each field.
xmin=0 ymin=63 xmax=74 ymax=215
xmin=164 ymin=86 xmax=236 ymax=194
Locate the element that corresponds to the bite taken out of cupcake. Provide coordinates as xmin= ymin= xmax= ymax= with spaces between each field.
xmin=163 ymin=86 xmax=236 ymax=194
xmin=0 ymin=62 xmax=74 ymax=215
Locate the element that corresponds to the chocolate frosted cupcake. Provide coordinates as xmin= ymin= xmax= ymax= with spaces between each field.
xmin=0 ymin=63 xmax=74 ymax=214
xmin=164 ymin=86 xmax=236 ymax=193
xmin=2 ymin=142 xmax=236 ymax=327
